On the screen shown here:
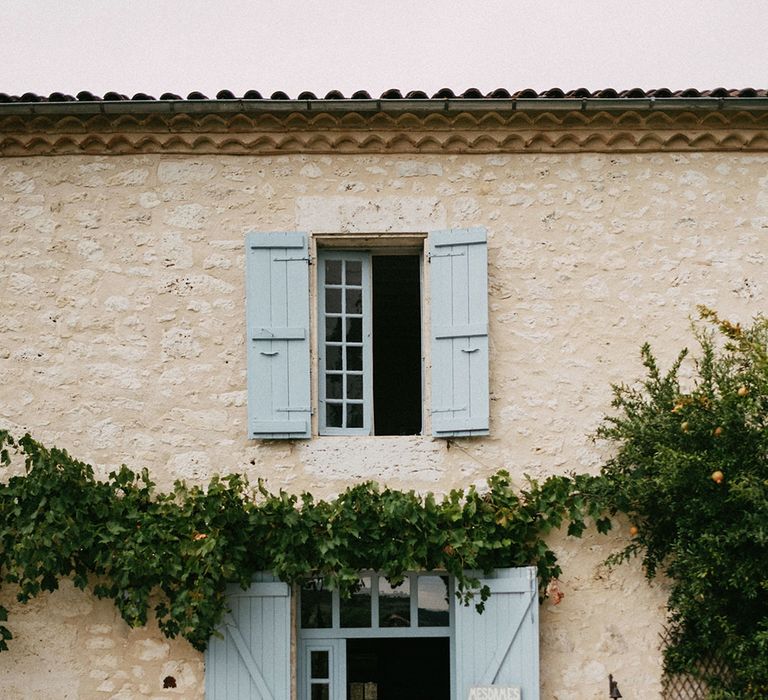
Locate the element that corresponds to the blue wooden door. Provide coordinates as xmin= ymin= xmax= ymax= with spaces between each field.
xmin=454 ymin=567 xmax=539 ymax=700
xmin=205 ymin=575 xmax=291 ymax=699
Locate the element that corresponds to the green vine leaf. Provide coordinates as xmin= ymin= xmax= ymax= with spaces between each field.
xmin=0 ymin=428 xmax=601 ymax=655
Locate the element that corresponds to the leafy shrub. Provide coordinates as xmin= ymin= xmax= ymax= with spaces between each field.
xmin=595 ymin=309 xmax=768 ymax=698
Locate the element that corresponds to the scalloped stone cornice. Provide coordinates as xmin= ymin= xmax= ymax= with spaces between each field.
xmin=2 ymin=108 xmax=768 ymax=156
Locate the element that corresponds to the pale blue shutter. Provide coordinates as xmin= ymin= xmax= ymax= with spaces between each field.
xmin=454 ymin=567 xmax=540 ymax=700
xmin=205 ymin=574 xmax=291 ymax=700
xmin=429 ymin=227 xmax=489 ymax=436
xmin=246 ymin=232 xmax=311 ymax=438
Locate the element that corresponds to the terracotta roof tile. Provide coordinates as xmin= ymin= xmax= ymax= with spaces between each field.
xmin=1 ymin=87 xmax=767 ymax=103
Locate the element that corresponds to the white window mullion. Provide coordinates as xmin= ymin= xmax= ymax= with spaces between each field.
xmin=410 ymin=574 xmax=418 ymax=629
xmin=361 ymin=255 xmax=373 ymax=434
xmin=371 ymin=572 xmax=380 ymax=628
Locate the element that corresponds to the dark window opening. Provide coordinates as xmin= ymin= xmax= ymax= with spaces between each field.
xmin=346 ymin=637 xmax=450 ymax=700
xmin=372 ymin=255 xmax=422 ymax=435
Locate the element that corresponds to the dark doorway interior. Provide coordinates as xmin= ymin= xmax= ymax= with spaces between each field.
xmin=371 ymin=255 xmax=422 ymax=435
xmin=346 ymin=637 xmax=450 ymax=699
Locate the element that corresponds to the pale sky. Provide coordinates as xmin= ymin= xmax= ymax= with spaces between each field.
xmin=2 ymin=0 xmax=766 ymax=98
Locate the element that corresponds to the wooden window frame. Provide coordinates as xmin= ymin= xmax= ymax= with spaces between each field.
xmin=315 ymin=240 xmax=426 ymax=437
xmin=317 ymin=250 xmax=374 ymax=435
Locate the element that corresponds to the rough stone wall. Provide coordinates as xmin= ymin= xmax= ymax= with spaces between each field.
xmin=0 ymin=151 xmax=766 ymax=699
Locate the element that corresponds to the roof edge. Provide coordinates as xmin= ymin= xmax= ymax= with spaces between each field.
xmin=3 ymin=96 xmax=768 ymax=117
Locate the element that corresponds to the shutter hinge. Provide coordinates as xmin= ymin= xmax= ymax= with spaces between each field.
xmin=277 ymin=407 xmax=311 ymax=413
xmin=429 ymin=251 xmax=466 ymax=259
xmin=273 ymin=255 xmax=311 ymax=263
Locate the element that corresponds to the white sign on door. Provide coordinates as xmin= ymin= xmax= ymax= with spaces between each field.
xmin=468 ymin=687 xmax=521 ymax=700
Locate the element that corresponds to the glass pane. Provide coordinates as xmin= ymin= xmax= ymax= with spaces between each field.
xmin=346 ymin=317 xmax=362 ymax=342
xmin=340 ymin=576 xmax=372 ymax=628
xmin=347 ymin=346 xmax=362 ymax=371
xmin=311 ymin=650 xmax=329 ymax=679
xmin=325 ymin=287 xmax=341 ymax=314
xmin=325 ymin=316 xmax=342 ymax=342
xmin=379 ymin=577 xmax=411 ymax=627
xmin=325 ymin=345 xmax=343 ymax=371
xmin=345 ymin=260 xmax=362 ymax=285
xmin=326 ymin=403 xmax=342 ymax=428
xmin=417 ymin=576 xmax=450 ymax=627
xmin=326 ymin=374 xmax=343 ymax=400
xmin=301 ymin=580 xmax=332 ymax=628
xmin=345 ymin=288 xmax=362 ymax=314
xmin=347 ymin=374 xmax=363 ymax=400
xmin=311 ymin=684 xmax=329 ymax=700
xmin=325 ymin=259 xmax=342 ymax=285
xmin=347 ymin=403 xmax=363 ymax=428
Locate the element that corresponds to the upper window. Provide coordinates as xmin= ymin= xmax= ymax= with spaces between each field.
xmin=318 ymin=251 xmax=422 ymax=436
xmin=245 ymin=228 xmax=489 ymax=439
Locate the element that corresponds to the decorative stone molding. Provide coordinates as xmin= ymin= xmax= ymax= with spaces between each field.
xmin=2 ymin=108 xmax=768 ymax=156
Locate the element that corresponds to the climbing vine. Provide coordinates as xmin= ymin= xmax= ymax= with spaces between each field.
xmin=0 ymin=430 xmax=604 ymax=653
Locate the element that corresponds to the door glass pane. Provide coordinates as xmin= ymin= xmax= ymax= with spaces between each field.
xmin=311 ymin=684 xmax=329 ymax=700
xmin=345 ymin=260 xmax=362 ymax=285
xmin=311 ymin=650 xmax=329 ymax=679
xmin=325 ymin=287 xmax=341 ymax=313
xmin=301 ymin=580 xmax=332 ymax=628
xmin=326 ymin=345 xmax=342 ymax=371
xmin=347 ymin=374 xmax=363 ymax=400
xmin=347 ymin=403 xmax=363 ymax=428
xmin=326 ymin=374 xmax=343 ymax=400
xmin=326 ymin=403 xmax=342 ymax=428
xmin=346 ymin=317 xmax=362 ymax=342
xmin=347 ymin=346 xmax=362 ymax=371
xmin=379 ymin=578 xmax=411 ymax=627
xmin=340 ymin=576 xmax=372 ymax=628
xmin=325 ymin=260 xmax=342 ymax=285
xmin=325 ymin=317 xmax=342 ymax=342
xmin=417 ymin=576 xmax=450 ymax=627
xmin=345 ymin=288 xmax=362 ymax=314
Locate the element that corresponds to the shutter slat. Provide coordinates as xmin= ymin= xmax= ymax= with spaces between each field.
xmin=246 ymin=231 xmax=311 ymax=439
xmin=433 ymin=323 xmax=488 ymax=339
xmin=253 ymin=327 xmax=307 ymax=340
xmin=251 ymin=420 xmax=309 ymax=433
xmin=249 ymin=231 xmax=307 ymax=248
xmin=429 ymin=228 xmax=489 ymax=437
xmin=432 ymin=228 xmax=487 ymax=246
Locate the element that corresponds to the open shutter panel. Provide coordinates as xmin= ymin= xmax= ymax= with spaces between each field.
xmin=455 ymin=567 xmax=540 ymax=700
xmin=429 ymin=227 xmax=489 ymax=436
xmin=205 ymin=574 xmax=291 ymax=700
xmin=246 ymin=231 xmax=311 ymax=438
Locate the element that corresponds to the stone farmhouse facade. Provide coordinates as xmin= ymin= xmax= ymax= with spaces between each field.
xmin=1 ymin=87 xmax=767 ymax=699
